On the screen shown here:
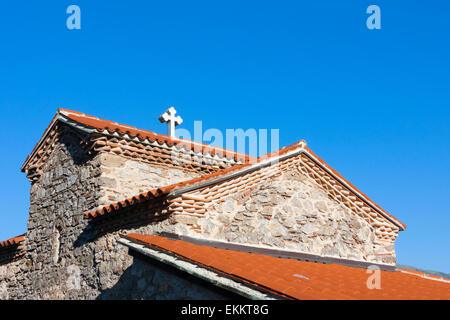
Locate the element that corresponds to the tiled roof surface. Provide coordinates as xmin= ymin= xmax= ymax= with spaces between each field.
xmin=24 ymin=109 xmax=404 ymax=231
xmin=58 ymin=109 xmax=253 ymax=163
xmin=84 ymin=163 xmax=249 ymax=219
xmin=0 ymin=235 xmax=25 ymax=248
xmin=21 ymin=108 xmax=255 ymax=180
xmin=126 ymin=234 xmax=450 ymax=300
xmin=84 ymin=141 xmax=304 ymax=219
xmin=84 ymin=139 xmax=405 ymax=233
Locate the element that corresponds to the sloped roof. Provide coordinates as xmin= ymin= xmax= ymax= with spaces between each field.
xmin=125 ymin=234 xmax=450 ymax=300
xmin=83 ymin=141 xmax=303 ymax=219
xmin=21 ymin=108 xmax=254 ymax=175
xmin=84 ymin=139 xmax=406 ymax=232
xmin=23 ymin=109 xmax=404 ymax=231
xmin=0 ymin=235 xmax=25 ymax=248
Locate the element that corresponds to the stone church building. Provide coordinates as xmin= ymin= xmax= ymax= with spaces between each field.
xmin=0 ymin=108 xmax=448 ymax=300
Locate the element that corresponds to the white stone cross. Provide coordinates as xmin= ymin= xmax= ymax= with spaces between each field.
xmin=158 ymin=107 xmax=183 ymax=138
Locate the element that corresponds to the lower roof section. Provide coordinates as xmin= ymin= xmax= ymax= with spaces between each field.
xmin=122 ymin=234 xmax=450 ymax=300
xmin=118 ymin=237 xmax=277 ymax=300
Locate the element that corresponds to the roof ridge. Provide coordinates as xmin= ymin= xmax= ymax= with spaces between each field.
xmin=57 ymin=108 xmax=254 ymax=162
xmin=83 ymin=140 xmax=309 ymax=219
xmin=133 ymin=232 xmax=397 ymax=271
xmin=120 ymin=233 xmax=450 ymax=300
xmin=22 ymin=108 xmax=258 ymax=173
xmin=84 ymin=139 xmax=406 ymax=232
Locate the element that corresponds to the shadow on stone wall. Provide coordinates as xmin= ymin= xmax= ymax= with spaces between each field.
xmin=96 ymin=250 xmax=244 ymax=300
xmin=74 ymin=208 xmax=171 ymax=248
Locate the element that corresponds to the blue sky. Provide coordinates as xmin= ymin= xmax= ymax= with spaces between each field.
xmin=0 ymin=1 xmax=449 ymax=272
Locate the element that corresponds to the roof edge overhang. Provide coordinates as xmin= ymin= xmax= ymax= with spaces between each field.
xmin=0 ymin=234 xmax=25 ymax=248
xmin=118 ymin=237 xmax=280 ymax=300
xmin=167 ymin=142 xmax=406 ymax=231
xmin=20 ymin=109 xmax=96 ymax=172
xmin=154 ymin=232 xmax=398 ymax=271
xmin=169 ymin=141 xmax=308 ymax=196
xmin=21 ymin=108 xmax=253 ymax=173
xmin=84 ymin=140 xmax=406 ymax=230
xmin=28 ymin=110 xmax=403 ymax=230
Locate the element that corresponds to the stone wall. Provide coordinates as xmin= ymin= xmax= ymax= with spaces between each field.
xmin=96 ymin=245 xmax=240 ymax=299
xmin=0 ymin=259 xmax=27 ymax=299
xmin=7 ymin=126 xmax=103 ymax=299
xmin=170 ymin=168 xmax=397 ymax=265
xmin=0 ymin=127 xmax=215 ymax=300
xmin=0 ymin=124 xmax=397 ymax=300
xmin=97 ymin=153 xmax=199 ymax=206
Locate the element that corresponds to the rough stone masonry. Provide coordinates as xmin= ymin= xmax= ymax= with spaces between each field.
xmin=0 ymin=112 xmax=401 ymax=300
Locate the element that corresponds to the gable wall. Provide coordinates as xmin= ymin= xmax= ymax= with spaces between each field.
xmin=167 ymin=160 xmax=397 ymax=265
xmin=4 ymin=128 xmax=103 ymax=299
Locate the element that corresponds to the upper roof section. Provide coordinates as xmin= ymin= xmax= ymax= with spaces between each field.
xmin=124 ymin=234 xmax=450 ymax=300
xmin=21 ymin=108 xmax=255 ymax=181
xmin=24 ymin=108 xmax=406 ymax=232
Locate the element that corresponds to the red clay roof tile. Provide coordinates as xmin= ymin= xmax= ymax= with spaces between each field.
xmin=59 ymin=109 xmax=254 ymax=163
xmin=84 ymin=139 xmax=405 ymax=230
xmin=83 ymin=142 xmax=305 ymax=219
xmin=0 ymin=235 xmax=25 ymax=248
xmin=24 ymin=109 xmax=403 ymax=230
xmin=21 ymin=108 xmax=256 ymax=173
xmin=125 ymin=234 xmax=450 ymax=300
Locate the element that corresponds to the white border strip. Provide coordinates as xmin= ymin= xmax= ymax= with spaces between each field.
xmin=397 ymin=269 xmax=450 ymax=283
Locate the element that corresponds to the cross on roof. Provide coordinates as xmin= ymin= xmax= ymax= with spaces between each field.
xmin=158 ymin=107 xmax=183 ymax=138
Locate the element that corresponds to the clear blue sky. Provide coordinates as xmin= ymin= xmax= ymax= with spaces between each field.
xmin=0 ymin=1 xmax=449 ymax=272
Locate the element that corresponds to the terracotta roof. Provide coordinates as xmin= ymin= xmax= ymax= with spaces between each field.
xmin=21 ymin=112 xmax=61 ymax=174
xmin=21 ymin=108 xmax=255 ymax=178
xmin=23 ymin=109 xmax=403 ymax=231
xmin=84 ymin=139 xmax=405 ymax=233
xmin=0 ymin=235 xmax=25 ymax=248
xmin=62 ymin=109 xmax=252 ymax=162
xmin=84 ymin=163 xmax=248 ymax=219
xmin=83 ymin=141 xmax=305 ymax=219
xmin=125 ymin=234 xmax=450 ymax=300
